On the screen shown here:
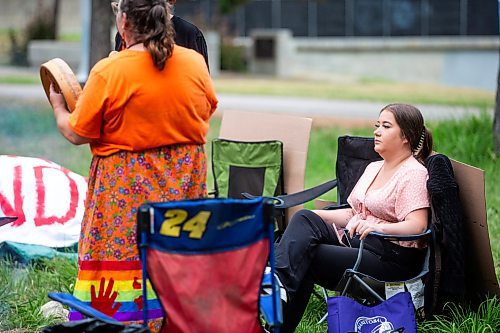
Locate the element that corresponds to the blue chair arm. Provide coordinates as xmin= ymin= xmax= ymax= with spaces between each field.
xmin=48 ymin=292 xmax=121 ymax=325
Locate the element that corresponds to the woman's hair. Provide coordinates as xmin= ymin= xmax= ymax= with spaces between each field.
xmin=119 ymin=0 xmax=175 ymax=70
xmin=381 ymin=103 xmax=433 ymax=162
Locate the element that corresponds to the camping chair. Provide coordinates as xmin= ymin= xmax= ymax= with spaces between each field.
xmin=48 ymin=197 xmax=283 ymax=333
xmin=319 ymin=152 xmax=474 ymax=322
xmin=211 ymin=138 xmax=286 ymax=234
xmin=135 ymin=197 xmax=282 ymax=333
xmin=266 ymin=136 xmax=474 ymax=321
xmin=217 ymin=110 xmax=312 ymax=226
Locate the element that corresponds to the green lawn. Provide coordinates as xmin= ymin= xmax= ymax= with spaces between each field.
xmin=0 ymin=96 xmax=498 ymax=332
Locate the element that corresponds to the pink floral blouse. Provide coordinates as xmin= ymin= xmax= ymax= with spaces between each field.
xmin=346 ymin=156 xmax=430 ymax=248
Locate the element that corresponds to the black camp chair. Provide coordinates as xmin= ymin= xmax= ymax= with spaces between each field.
xmin=268 ymin=136 xmax=464 ymax=321
xmin=211 ymin=138 xmax=286 ymax=235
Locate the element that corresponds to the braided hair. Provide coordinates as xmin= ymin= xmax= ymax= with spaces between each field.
xmin=119 ymin=0 xmax=175 ymax=70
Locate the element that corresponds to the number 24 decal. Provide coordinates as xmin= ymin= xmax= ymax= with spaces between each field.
xmin=159 ymin=209 xmax=211 ymax=239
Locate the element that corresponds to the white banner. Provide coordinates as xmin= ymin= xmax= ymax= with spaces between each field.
xmin=0 ymin=155 xmax=87 ymax=248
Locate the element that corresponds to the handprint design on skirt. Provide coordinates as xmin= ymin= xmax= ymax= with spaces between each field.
xmin=90 ymin=277 xmax=122 ymax=317
xmin=133 ymin=276 xmax=143 ymax=310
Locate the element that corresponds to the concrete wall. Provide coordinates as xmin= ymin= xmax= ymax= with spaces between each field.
xmin=246 ymin=32 xmax=500 ymax=91
xmin=27 ymin=34 xmax=221 ymax=78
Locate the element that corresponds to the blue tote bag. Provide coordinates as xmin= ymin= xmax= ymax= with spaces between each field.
xmin=327 ymin=292 xmax=417 ymax=333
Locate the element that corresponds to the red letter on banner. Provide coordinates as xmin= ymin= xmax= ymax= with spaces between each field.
xmin=0 ymin=165 xmax=26 ymax=226
xmin=33 ymin=166 xmax=79 ymax=226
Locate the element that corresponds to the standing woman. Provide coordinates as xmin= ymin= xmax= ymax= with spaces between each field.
xmin=48 ymin=0 xmax=217 ymax=330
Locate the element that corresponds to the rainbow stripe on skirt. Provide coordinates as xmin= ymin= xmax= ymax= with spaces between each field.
xmin=69 ymin=260 xmax=163 ymax=324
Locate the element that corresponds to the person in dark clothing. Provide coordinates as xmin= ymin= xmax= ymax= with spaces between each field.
xmin=272 ymin=103 xmax=434 ymax=333
xmin=114 ymin=0 xmax=209 ymax=70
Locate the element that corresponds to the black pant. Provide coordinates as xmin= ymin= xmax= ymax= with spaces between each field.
xmin=275 ymin=210 xmax=425 ymax=333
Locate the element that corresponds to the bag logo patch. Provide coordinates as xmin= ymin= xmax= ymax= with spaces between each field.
xmin=355 ymin=316 xmax=396 ymax=333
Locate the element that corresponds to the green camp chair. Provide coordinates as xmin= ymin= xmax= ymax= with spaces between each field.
xmin=211 ymin=138 xmax=285 ymax=235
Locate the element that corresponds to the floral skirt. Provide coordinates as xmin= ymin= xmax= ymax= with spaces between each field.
xmin=69 ymin=144 xmax=207 ymax=332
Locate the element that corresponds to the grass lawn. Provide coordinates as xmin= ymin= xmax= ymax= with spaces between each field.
xmin=0 ymin=88 xmax=498 ymax=332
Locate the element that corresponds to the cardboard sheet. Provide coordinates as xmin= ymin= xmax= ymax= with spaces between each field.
xmin=450 ymin=159 xmax=499 ymax=297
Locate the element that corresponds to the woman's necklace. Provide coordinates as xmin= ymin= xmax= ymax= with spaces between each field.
xmin=126 ymin=41 xmax=143 ymax=50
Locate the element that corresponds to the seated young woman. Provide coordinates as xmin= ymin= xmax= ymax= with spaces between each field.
xmin=273 ymin=103 xmax=434 ymax=333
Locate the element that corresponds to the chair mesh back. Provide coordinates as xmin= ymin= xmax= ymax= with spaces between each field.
xmin=139 ymin=198 xmax=273 ymax=333
xmin=336 ymin=136 xmax=382 ymax=205
xmin=212 ymin=139 xmax=284 ymax=199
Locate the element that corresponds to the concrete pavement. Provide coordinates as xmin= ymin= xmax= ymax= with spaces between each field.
xmin=216 ymin=93 xmax=487 ymax=122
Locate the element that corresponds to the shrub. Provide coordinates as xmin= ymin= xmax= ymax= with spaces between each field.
xmin=220 ymin=42 xmax=247 ymax=72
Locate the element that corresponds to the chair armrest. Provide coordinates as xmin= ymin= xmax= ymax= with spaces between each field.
xmin=265 ymin=179 xmax=338 ymax=209
xmin=349 ymin=229 xmax=431 ymax=273
xmin=48 ymin=292 xmax=121 ymax=325
xmin=366 ymin=229 xmax=432 ymax=242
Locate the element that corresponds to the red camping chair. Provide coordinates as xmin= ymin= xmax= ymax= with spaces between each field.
xmin=136 ymin=197 xmax=282 ymax=333
xmin=48 ymin=198 xmax=283 ymax=333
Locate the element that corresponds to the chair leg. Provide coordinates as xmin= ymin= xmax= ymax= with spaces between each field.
xmin=351 ymin=275 xmax=385 ymax=303
xmin=316 ymin=286 xmax=330 ymax=324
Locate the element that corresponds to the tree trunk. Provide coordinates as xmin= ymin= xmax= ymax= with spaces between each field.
xmin=494 ymin=62 xmax=500 ymax=155
xmin=90 ymin=0 xmax=112 ymax=68
xmin=51 ymin=0 xmax=59 ymax=39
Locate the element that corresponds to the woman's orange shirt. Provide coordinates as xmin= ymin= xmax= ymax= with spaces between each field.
xmin=69 ymin=46 xmax=218 ymax=156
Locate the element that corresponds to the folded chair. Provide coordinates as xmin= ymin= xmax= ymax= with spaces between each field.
xmin=48 ymin=198 xmax=282 ymax=333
